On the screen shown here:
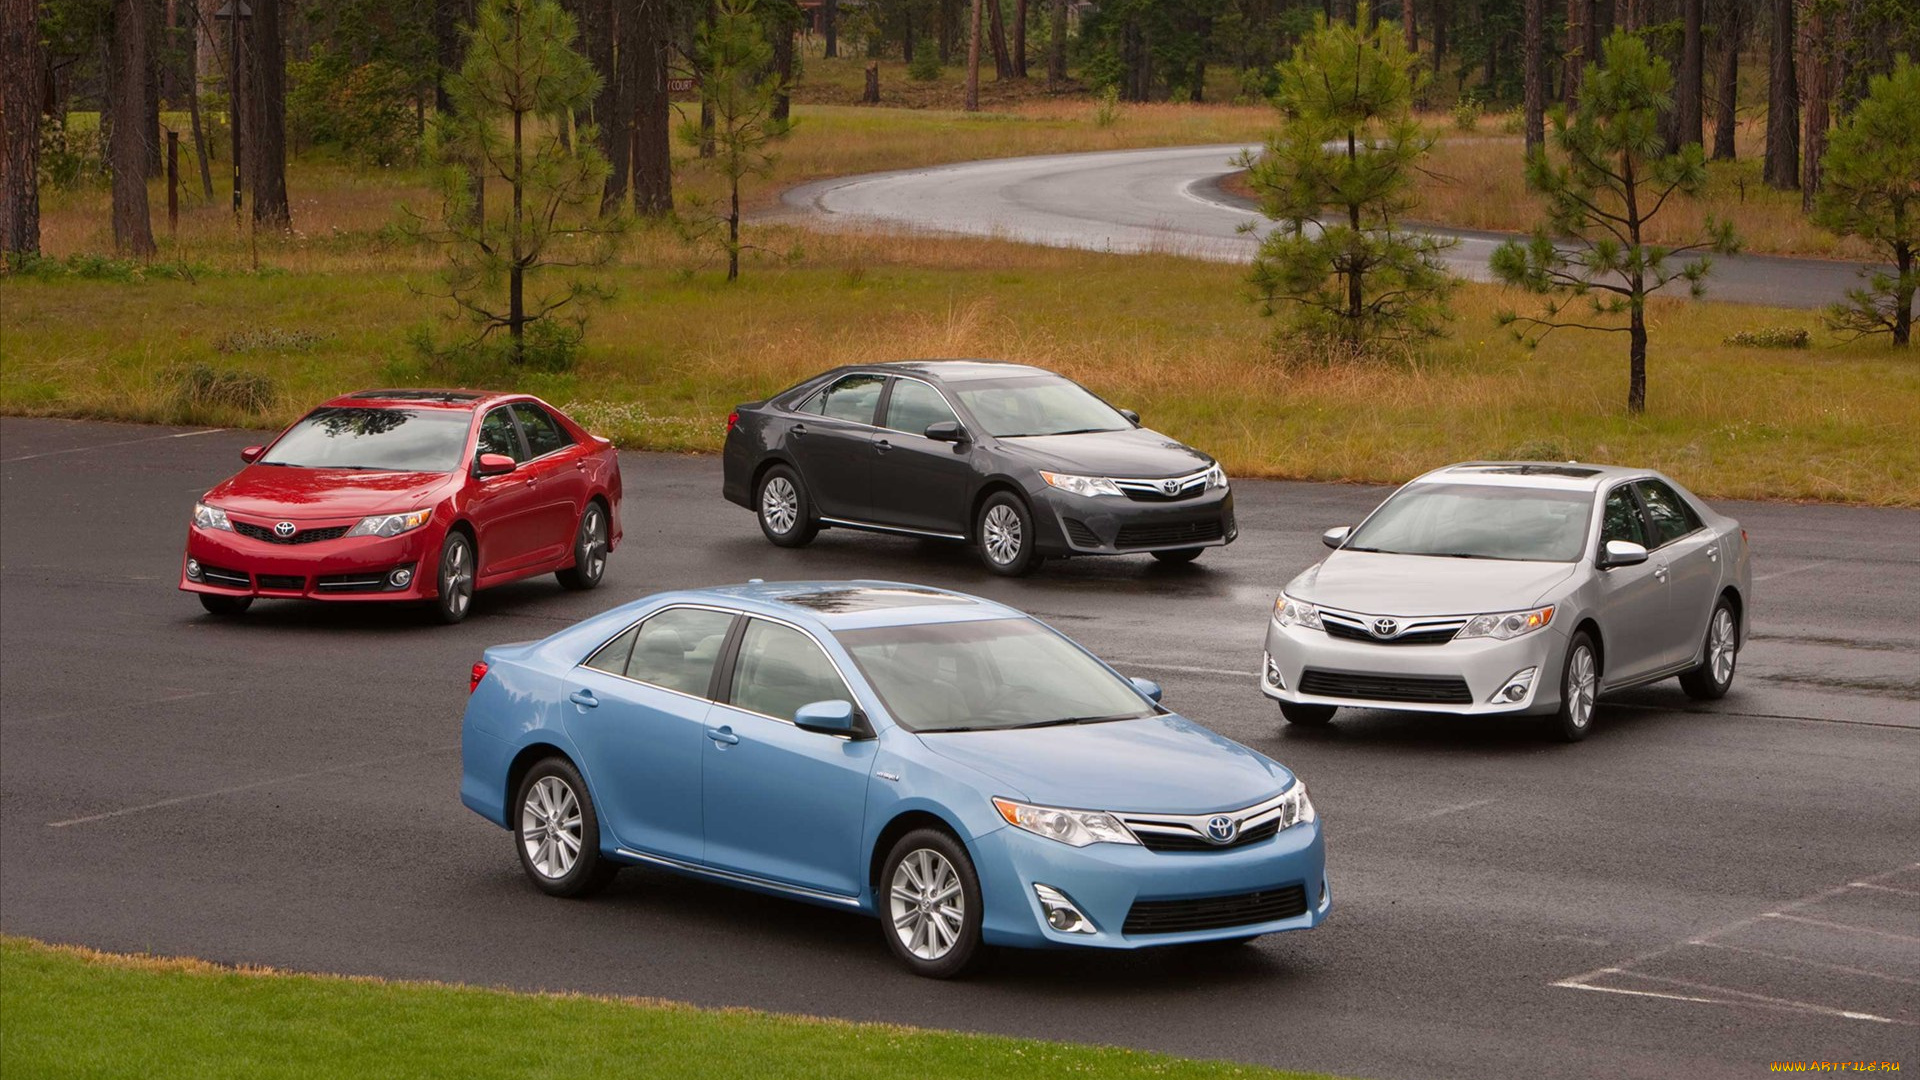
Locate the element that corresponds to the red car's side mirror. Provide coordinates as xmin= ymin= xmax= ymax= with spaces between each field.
xmin=240 ymin=445 xmax=265 ymax=463
xmin=475 ymin=453 xmax=518 ymax=477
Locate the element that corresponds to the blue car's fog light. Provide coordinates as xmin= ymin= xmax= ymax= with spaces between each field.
xmin=1034 ymin=884 xmax=1096 ymax=934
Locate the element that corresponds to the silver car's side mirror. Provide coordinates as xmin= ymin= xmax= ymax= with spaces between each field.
xmin=1322 ymin=526 xmax=1352 ymax=550
xmin=1600 ymin=539 xmax=1649 ymax=568
xmin=1129 ymin=677 xmax=1163 ymax=703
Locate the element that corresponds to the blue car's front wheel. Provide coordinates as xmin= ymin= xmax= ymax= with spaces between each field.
xmin=880 ymin=829 xmax=984 ymax=979
xmin=515 ymin=758 xmax=617 ymax=898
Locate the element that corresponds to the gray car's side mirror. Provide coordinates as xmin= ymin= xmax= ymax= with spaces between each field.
xmin=923 ymin=420 xmax=968 ymax=443
xmin=1119 ymin=408 xmax=1141 ymax=427
xmin=794 ymin=699 xmax=861 ymax=736
xmin=1130 ymin=677 xmax=1163 ymax=703
xmin=1322 ymin=525 xmax=1352 ymax=550
xmin=1600 ymin=539 xmax=1649 ymax=568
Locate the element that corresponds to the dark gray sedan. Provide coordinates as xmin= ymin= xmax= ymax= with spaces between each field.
xmin=722 ymin=361 xmax=1236 ymax=575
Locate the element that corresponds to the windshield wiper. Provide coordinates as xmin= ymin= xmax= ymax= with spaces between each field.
xmin=1013 ymin=713 xmax=1145 ymax=729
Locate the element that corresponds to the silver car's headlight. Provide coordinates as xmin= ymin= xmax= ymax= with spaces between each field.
xmin=344 ymin=508 xmax=433 ymax=539
xmin=1204 ymin=465 xmax=1228 ymax=490
xmin=193 ymin=502 xmax=233 ymax=531
xmin=1457 ymin=605 xmax=1556 ymax=640
xmin=1274 ymin=595 xmax=1324 ymax=630
xmin=992 ymin=798 xmax=1139 ymax=847
xmin=1278 ymin=781 xmax=1317 ymax=829
xmin=1039 ymin=471 xmax=1124 ymax=498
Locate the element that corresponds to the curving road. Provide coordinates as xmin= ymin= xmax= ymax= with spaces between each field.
xmin=4 ymin=416 xmax=1918 ymax=1079
xmin=783 ymin=144 xmax=1879 ymax=310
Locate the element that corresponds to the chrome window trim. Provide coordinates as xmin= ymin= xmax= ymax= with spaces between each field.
xmin=719 ymin=613 xmax=862 ymax=730
xmin=877 ymin=375 xmax=964 ymax=437
xmin=615 ymin=848 xmax=862 ymax=907
xmin=574 ymin=602 xmax=742 ymax=703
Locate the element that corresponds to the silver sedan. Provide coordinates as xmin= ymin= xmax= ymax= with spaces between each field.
xmin=1260 ymin=462 xmax=1752 ymax=741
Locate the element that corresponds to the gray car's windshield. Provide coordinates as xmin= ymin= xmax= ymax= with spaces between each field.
xmin=951 ymin=376 xmax=1131 ymax=438
xmin=836 ymin=618 xmax=1156 ymax=733
xmin=261 ymin=407 xmax=472 ymax=471
xmin=1345 ymin=483 xmax=1595 ymax=562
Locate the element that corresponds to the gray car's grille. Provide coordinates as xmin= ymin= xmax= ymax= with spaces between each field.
xmin=1115 ymin=518 xmax=1225 ymax=549
xmin=1113 ymin=469 xmax=1212 ymax=502
xmin=1299 ymin=668 xmax=1473 ymax=704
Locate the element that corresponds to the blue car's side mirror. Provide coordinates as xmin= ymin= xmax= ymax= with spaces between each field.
xmin=794 ymin=699 xmax=861 ymax=736
xmin=1130 ymin=677 xmax=1163 ymax=703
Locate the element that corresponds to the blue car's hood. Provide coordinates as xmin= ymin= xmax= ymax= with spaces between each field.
xmin=914 ymin=715 xmax=1294 ymax=815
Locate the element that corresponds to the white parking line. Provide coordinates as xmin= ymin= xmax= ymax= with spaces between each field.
xmin=1690 ymin=940 xmax=1920 ymax=987
xmin=1763 ymin=912 xmax=1920 ymax=945
xmin=1 ymin=427 xmax=228 ymax=464
xmin=1569 ymin=969 xmax=1905 ymax=1025
xmin=1754 ymin=559 xmax=1838 ymax=583
xmin=1111 ymin=660 xmax=1257 ymax=678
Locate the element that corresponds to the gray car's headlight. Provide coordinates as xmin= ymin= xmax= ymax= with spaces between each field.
xmin=1204 ymin=465 xmax=1228 ymax=490
xmin=1039 ymin=471 xmax=1124 ymax=498
xmin=193 ymin=502 xmax=233 ymax=531
xmin=1457 ymin=605 xmax=1556 ymax=640
xmin=344 ymin=508 xmax=433 ymax=539
xmin=992 ymin=798 xmax=1139 ymax=847
xmin=1274 ymin=595 xmax=1324 ymax=630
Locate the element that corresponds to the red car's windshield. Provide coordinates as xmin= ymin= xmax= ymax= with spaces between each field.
xmin=261 ymin=407 xmax=472 ymax=472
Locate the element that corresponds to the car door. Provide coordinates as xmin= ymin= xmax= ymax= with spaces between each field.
xmin=787 ymin=374 xmax=884 ymax=521
xmin=1636 ymin=479 xmax=1719 ymax=669
xmin=1591 ymin=483 xmax=1670 ymax=688
xmin=511 ymin=401 xmax=589 ymax=564
xmin=464 ymin=405 xmax=549 ymax=576
xmin=701 ymin=616 xmax=876 ymax=898
xmin=560 ymin=606 xmax=737 ymax=863
xmin=870 ymin=377 xmax=974 ymax=536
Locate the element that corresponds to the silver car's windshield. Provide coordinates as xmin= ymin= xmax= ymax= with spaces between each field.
xmin=261 ymin=407 xmax=471 ymax=471
xmin=835 ymin=618 xmax=1156 ymax=733
xmin=1345 ymin=483 xmax=1595 ymax=562
xmin=951 ymin=376 xmax=1131 ymax=438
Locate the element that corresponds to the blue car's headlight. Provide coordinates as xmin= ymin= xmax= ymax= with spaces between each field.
xmin=344 ymin=508 xmax=433 ymax=539
xmin=1278 ymin=781 xmax=1317 ymax=829
xmin=992 ymin=797 xmax=1139 ymax=847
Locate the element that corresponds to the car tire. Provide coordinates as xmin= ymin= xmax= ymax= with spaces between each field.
xmin=1150 ymin=547 xmax=1205 ymax=566
xmin=197 ymin=593 xmax=252 ymax=616
xmin=975 ymin=492 xmax=1044 ymax=577
xmin=514 ymin=757 xmax=617 ymax=899
xmin=756 ymin=465 xmax=819 ymax=548
xmin=1279 ymin=702 xmax=1337 ymax=726
xmin=1547 ymin=631 xmax=1600 ymax=742
xmin=879 ymin=828 xmax=984 ymax=979
xmin=1678 ymin=598 xmax=1738 ymax=700
xmin=556 ymin=501 xmax=609 ymax=591
xmin=433 ymin=530 xmax=476 ymax=625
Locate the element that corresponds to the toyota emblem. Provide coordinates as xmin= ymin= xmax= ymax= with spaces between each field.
xmin=1162 ymin=479 xmax=1181 ymax=495
xmin=1205 ymin=815 xmax=1239 ymax=844
xmin=273 ymin=521 xmax=296 ymax=538
xmin=1372 ymin=617 xmax=1399 ymax=638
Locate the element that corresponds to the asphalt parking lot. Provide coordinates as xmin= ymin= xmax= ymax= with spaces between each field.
xmin=2 ymin=415 xmax=1915 ymax=1080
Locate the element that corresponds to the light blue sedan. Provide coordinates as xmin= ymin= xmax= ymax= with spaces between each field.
xmin=460 ymin=580 xmax=1328 ymax=977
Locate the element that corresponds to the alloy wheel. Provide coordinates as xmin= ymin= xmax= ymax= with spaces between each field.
xmin=579 ymin=506 xmax=607 ymax=579
xmin=761 ymin=477 xmax=799 ymax=535
xmin=520 ymin=775 xmax=583 ymax=880
xmin=441 ymin=537 xmax=473 ymax=617
xmin=982 ymin=504 xmax=1022 ymax=565
xmin=1567 ymin=645 xmax=1597 ymax=730
xmin=1708 ymin=608 xmax=1736 ymax=686
xmin=889 ymin=848 xmax=966 ymax=961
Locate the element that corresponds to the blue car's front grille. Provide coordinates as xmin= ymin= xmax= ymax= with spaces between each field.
xmin=1124 ymin=883 xmax=1310 ymax=935
xmin=1135 ymin=819 xmax=1282 ymax=853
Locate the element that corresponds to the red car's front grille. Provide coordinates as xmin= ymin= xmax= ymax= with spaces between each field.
xmin=233 ymin=521 xmax=351 ymax=545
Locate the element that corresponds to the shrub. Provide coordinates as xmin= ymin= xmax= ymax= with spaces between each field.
xmin=165 ymin=364 xmax=278 ymax=415
xmin=906 ymin=49 xmax=941 ymax=82
xmin=289 ymin=46 xmax=421 ymax=165
xmin=1093 ymin=86 xmax=1123 ymax=129
xmin=1723 ymin=327 xmax=1811 ymax=348
xmin=1451 ymin=98 xmax=1481 ymax=131
xmin=214 ymin=328 xmax=333 ymax=353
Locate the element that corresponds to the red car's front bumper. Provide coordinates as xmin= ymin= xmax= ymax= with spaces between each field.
xmin=179 ymin=521 xmax=443 ymax=602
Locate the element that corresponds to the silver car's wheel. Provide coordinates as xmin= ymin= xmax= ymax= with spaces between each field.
xmin=890 ymin=848 xmax=966 ymax=961
xmin=520 ymin=775 xmax=583 ymax=880
xmin=1681 ymin=598 xmax=1739 ymax=700
xmin=1709 ymin=608 xmax=1736 ymax=683
xmin=1549 ymin=633 xmax=1600 ymax=742
xmin=761 ymin=477 xmax=799 ymax=535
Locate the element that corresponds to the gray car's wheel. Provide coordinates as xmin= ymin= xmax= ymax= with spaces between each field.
xmin=879 ymin=828 xmax=983 ymax=979
xmin=976 ymin=492 xmax=1044 ymax=577
xmin=756 ymin=465 xmax=818 ymax=548
xmin=1679 ymin=598 xmax=1739 ymax=700
xmin=1548 ymin=632 xmax=1600 ymax=742
xmin=433 ymin=530 xmax=475 ymax=624
xmin=556 ymin=501 xmax=609 ymax=591
xmin=1150 ymin=547 xmax=1205 ymax=565
xmin=1279 ymin=702 xmax=1336 ymax=726
xmin=197 ymin=593 xmax=252 ymax=616
xmin=514 ymin=757 xmax=616 ymax=898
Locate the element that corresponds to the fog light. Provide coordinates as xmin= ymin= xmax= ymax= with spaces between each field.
xmin=388 ymin=566 xmax=414 ymax=588
xmin=1263 ymin=652 xmax=1284 ymax=689
xmin=1034 ymin=884 xmax=1096 ymax=934
xmin=1489 ymin=667 xmax=1538 ymax=704
xmin=185 ymin=558 xmax=202 ymax=581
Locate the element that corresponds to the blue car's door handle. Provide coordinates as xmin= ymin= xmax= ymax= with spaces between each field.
xmin=706 ymin=726 xmax=739 ymax=745
xmin=568 ymin=690 xmax=598 ymax=708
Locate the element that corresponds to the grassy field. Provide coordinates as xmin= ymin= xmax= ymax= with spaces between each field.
xmin=0 ymin=937 xmax=1340 ymax=1080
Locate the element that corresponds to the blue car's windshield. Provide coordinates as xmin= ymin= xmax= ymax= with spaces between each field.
xmin=1345 ymin=482 xmax=1594 ymax=562
xmin=836 ymin=618 xmax=1156 ymax=733
xmin=261 ymin=407 xmax=472 ymax=472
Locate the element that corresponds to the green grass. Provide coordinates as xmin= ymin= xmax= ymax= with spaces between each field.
xmin=0 ymin=937 xmax=1340 ymax=1080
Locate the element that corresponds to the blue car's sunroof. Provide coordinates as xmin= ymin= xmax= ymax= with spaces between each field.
xmin=775 ymin=586 xmax=975 ymax=613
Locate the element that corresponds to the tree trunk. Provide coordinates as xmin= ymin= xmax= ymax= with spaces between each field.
xmin=698 ymin=0 xmax=716 ymax=156
xmin=1628 ymin=303 xmax=1647 ymax=413
xmin=184 ymin=0 xmax=213 ymax=198
xmin=1 ymin=0 xmax=42 ymax=255
xmin=1710 ymin=0 xmax=1742 ymax=160
xmin=1524 ymin=0 xmax=1544 ymax=152
xmin=1764 ymin=0 xmax=1798 ymax=188
xmin=144 ymin=0 xmax=163 ymax=179
xmin=1670 ymin=0 xmax=1702 ymax=152
xmin=1047 ymin=0 xmax=1067 ymax=87
xmin=1405 ymin=0 xmax=1418 ymax=52
xmin=987 ymin=0 xmax=1012 ymax=80
xmin=509 ymin=107 xmax=524 ymax=359
xmin=109 ymin=0 xmax=158 ymax=256
xmin=1564 ymin=0 xmax=1585 ymax=104
xmin=633 ymin=0 xmax=670 ymax=214
xmin=771 ymin=4 xmax=793 ymax=124
xmin=965 ymin=0 xmax=981 ymax=111
xmin=726 ymin=170 xmax=739 ymax=282
xmin=581 ymin=0 xmax=625 ymax=212
xmin=1893 ymin=242 xmax=1912 ymax=347
xmin=1431 ymin=0 xmax=1447 ymax=74
xmin=1796 ymin=0 xmax=1827 ymax=211
xmin=1013 ymin=0 xmax=1027 ymax=79
xmin=248 ymin=0 xmax=289 ymax=230
xmin=824 ymin=0 xmax=837 ymax=58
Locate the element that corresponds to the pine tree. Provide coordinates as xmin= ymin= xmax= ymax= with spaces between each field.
xmin=678 ymin=0 xmax=790 ymax=282
xmin=1814 ymin=57 xmax=1919 ymax=346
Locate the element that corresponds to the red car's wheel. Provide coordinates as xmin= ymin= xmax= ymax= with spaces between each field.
xmin=557 ymin=502 xmax=609 ymax=591
xmin=434 ymin=531 xmax=475 ymax=624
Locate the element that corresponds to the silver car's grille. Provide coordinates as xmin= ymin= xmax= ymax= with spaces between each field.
xmin=1119 ymin=788 xmax=1294 ymax=853
xmin=1319 ymin=606 xmax=1467 ymax=646
xmin=1112 ymin=468 xmax=1213 ymax=502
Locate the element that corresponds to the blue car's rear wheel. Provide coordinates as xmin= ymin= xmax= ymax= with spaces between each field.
xmin=514 ymin=758 xmax=616 ymax=898
xmin=880 ymin=828 xmax=983 ymax=978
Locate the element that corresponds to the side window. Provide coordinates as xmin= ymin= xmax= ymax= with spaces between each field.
xmin=583 ymin=624 xmax=639 ymax=675
xmin=624 ymin=608 xmax=736 ymax=697
xmin=511 ymin=403 xmax=574 ymax=458
xmin=477 ymin=407 xmax=526 ymax=462
xmin=1636 ymin=481 xmax=1701 ymax=548
xmin=815 ymin=374 xmax=886 ymax=425
xmin=729 ymin=619 xmax=854 ymax=723
xmin=1600 ymin=487 xmax=1648 ymax=548
xmin=885 ymin=379 xmax=959 ymax=436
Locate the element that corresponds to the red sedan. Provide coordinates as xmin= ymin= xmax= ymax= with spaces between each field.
xmin=180 ymin=390 xmax=623 ymax=623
